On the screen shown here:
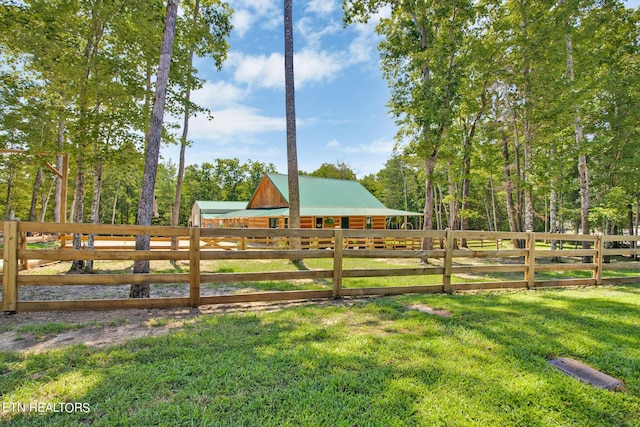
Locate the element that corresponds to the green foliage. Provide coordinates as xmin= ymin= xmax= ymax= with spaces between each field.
xmin=345 ymin=0 xmax=640 ymax=234
xmin=0 ymin=0 xmax=232 ymax=226
xmin=309 ymin=161 xmax=357 ymax=180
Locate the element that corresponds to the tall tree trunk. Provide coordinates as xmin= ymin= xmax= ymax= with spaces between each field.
xmin=489 ymin=174 xmax=499 ymax=232
xmin=447 ymin=164 xmax=458 ymax=231
xmin=550 ymin=183 xmax=558 ymax=253
xmin=284 ymin=0 xmax=302 ymax=259
xmin=54 ymin=117 xmax=65 ymax=224
xmin=69 ymin=155 xmax=86 ymax=271
xmin=502 ymin=136 xmax=518 ymax=234
xmin=86 ymin=162 xmax=103 ymax=271
xmin=523 ymin=120 xmax=534 ymax=232
xmin=132 ymin=0 xmax=179 ymax=298
xmin=28 ymin=167 xmax=43 ymax=223
xmin=4 ymin=161 xmax=16 ymax=220
xmin=111 ymin=179 xmax=120 ymax=224
xmin=502 ymin=135 xmax=523 ymax=248
xmin=40 ymin=177 xmax=55 ymax=222
xmin=421 ymin=149 xmax=438 ymax=253
xmin=460 ymin=95 xmax=485 ymax=247
xmin=171 ymin=0 xmax=200 ymax=251
xmin=562 ymin=1 xmax=591 ymax=261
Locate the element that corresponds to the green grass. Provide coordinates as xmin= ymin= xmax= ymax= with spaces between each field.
xmin=1 ymin=285 xmax=639 ymax=426
xmin=15 ymin=322 xmax=85 ymax=339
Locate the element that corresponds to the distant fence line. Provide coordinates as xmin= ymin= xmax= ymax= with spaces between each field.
xmin=2 ymin=221 xmax=640 ymax=313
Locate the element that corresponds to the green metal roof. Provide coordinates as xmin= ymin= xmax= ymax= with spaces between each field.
xmin=195 ymin=201 xmax=248 ymax=213
xmin=266 ymin=174 xmax=387 ymax=209
xmin=197 ymin=175 xmax=422 ymax=219
xmin=211 ymin=207 xmax=421 ymax=219
xmin=206 ymin=208 xmax=289 ymax=219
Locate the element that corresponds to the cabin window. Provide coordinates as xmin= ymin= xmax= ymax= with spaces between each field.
xmin=284 ymin=218 xmax=289 ymax=228
xmin=315 ymin=217 xmax=323 ymax=228
xmin=269 ymin=218 xmax=279 ymax=228
xmin=366 ymin=216 xmax=373 ymax=229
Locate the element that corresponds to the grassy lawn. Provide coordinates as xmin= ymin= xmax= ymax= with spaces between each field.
xmin=1 ymin=285 xmax=639 ymax=426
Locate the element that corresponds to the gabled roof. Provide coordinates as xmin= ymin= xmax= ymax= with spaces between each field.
xmin=195 ymin=201 xmax=248 ymax=213
xmin=255 ymin=173 xmax=387 ymax=209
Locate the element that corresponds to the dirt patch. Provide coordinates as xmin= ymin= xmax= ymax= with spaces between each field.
xmin=0 ymin=298 xmax=374 ymax=354
xmin=406 ymin=303 xmax=452 ymax=317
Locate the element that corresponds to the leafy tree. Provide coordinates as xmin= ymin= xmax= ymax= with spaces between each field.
xmin=310 ymin=162 xmax=357 ymax=180
xmin=345 ymin=0 xmax=477 ymax=252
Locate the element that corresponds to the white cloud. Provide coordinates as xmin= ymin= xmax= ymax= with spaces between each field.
xmin=296 ymin=17 xmax=341 ymax=50
xmin=307 ymin=0 xmax=338 ymax=15
xmin=229 ymin=0 xmax=280 ymax=37
xmin=191 ymin=81 xmax=247 ymax=109
xmin=231 ymin=9 xmax=254 ymax=38
xmin=344 ymin=138 xmax=394 ymax=154
xmin=228 ymin=51 xmax=284 ymax=89
xmin=189 ymin=106 xmax=284 ymax=142
xmin=228 ymin=49 xmax=344 ymax=89
xmin=326 ymin=139 xmax=339 ymax=148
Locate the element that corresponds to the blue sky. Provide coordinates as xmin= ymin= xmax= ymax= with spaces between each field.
xmin=162 ymin=0 xmax=393 ymax=178
xmin=161 ymin=0 xmax=639 ymax=179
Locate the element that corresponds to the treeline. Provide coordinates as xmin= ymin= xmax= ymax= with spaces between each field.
xmin=344 ymin=0 xmax=640 ymax=237
xmin=2 ymin=1 xmax=639 ymax=237
xmin=0 ymin=0 xmax=232 ymax=226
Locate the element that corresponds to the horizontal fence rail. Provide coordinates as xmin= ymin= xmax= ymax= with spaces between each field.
xmin=2 ymin=221 xmax=640 ymax=313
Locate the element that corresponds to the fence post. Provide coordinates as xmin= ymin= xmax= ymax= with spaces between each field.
xmin=525 ymin=230 xmax=535 ymax=289
xmin=3 ymin=221 xmax=19 ymax=313
xmin=332 ymin=228 xmax=344 ymax=299
xmin=189 ymin=227 xmax=201 ymax=308
xmin=594 ymin=233 xmax=603 ymax=285
xmin=443 ymin=229 xmax=454 ymax=294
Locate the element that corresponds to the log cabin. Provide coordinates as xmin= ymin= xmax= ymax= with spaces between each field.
xmin=190 ymin=173 xmax=421 ymax=229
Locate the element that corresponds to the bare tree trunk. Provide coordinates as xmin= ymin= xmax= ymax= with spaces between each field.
xmin=69 ymin=155 xmax=86 ymax=271
xmin=132 ymin=0 xmax=179 ymax=298
xmin=4 ymin=161 xmax=15 ymax=220
xmin=523 ymin=120 xmax=534 ymax=232
xmin=284 ymin=0 xmax=302 ymax=260
xmin=550 ymin=183 xmax=558 ymax=258
xmin=54 ymin=117 xmax=65 ymax=224
xmin=502 ymin=135 xmax=523 ymax=248
xmin=502 ymin=136 xmax=518 ymax=234
xmin=28 ymin=167 xmax=43 ymax=223
xmin=447 ymin=165 xmax=458 ymax=231
xmin=111 ymin=179 xmax=120 ymax=224
xmin=421 ymin=150 xmax=438 ymax=254
xmin=40 ymin=176 xmax=55 ymax=222
xmin=86 ymin=162 xmax=103 ymax=271
xmin=562 ymin=3 xmax=591 ymax=262
xmin=171 ymin=0 xmax=200 ymax=251
xmin=460 ymin=90 xmax=486 ymax=247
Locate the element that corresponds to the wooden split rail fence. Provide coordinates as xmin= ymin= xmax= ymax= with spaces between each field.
xmin=2 ymin=221 xmax=640 ymax=313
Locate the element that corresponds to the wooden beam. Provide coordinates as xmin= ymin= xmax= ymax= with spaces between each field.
xmin=17 ymin=297 xmax=190 ymax=312
xmin=332 ymin=229 xmax=343 ymax=298
xmin=525 ymin=231 xmax=536 ymax=289
xmin=44 ymin=162 xmax=63 ymax=178
xmin=189 ymin=227 xmax=201 ymax=307
xmin=443 ymin=229 xmax=454 ymax=293
xmin=2 ymin=221 xmax=19 ymax=312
